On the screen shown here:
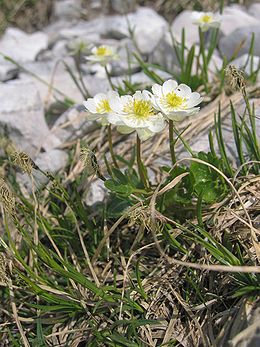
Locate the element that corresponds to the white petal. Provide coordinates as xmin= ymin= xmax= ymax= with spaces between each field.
xmin=142 ymin=90 xmax=153 ymax=101
xmin=191 ymin=11 xmax=202 ymax=20
xmin=152 ymin=83 xmax=163 ymax=97
xmin=117 ymin=125 xmax=134 ymax=134
xmin=136 ymin=128 xmax=154 ymax=141
xmin=162 ymin=80 xmax=178 ymax=95
xmin=86 ymin=112 xmax=102 ymax=121
xmin=133 ymin=91 xmax=143 ymax=100
xmin=107 ymin=90 xmax=119 ymax=98
xmin=175 ymin=84 xmax=192 ymax=98
xmin=123 ymin=115 xmax=148 ymax=129
xmin=147 ymin=116 xmax=166 ymax=133
xmin=107 ymin=113 xmax=124 ymax=125
xmin=109 ymin=94 xmax=123 ymax=113
xmin=93 ymin=93 xmax=107 ymax=103
xmin=186 ymin=92 xmax=203 ymax=108
xmin=83 ymin=99 xmax=97 ymax=113
xmin=166 ymin=107 xmax=200 ymax=120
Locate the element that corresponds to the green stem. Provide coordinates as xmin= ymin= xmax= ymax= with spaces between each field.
xmin=169 ymin=120 xmax=177 ymax=165
xmin=136 ymin=135 xmax=149 ymax=190
xmin=199 ymin=28 xmax=209 ymax=91
xmin=105 ymin=64 xmax=114 ymax=90
xmin=108 ymin=125 xmax=119 ymax=168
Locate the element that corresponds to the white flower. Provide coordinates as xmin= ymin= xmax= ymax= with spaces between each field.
xmin=108 ymin=91 xmax=166 ymax=141
xmin=86 ymin=45 xmax=118 ymax=65
xmin=191 ymin=11 xmax=221 ymax=32
xmin=151 ymin=79 xmax=203 ymax=121
xmin=83 ymin=91 xmax=121 ymax=125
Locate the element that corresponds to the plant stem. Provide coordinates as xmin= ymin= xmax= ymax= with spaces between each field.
xmin=105 ymin=64 xmax=114 ymax=90
xmin=136 ymin=135 xmax=149 ymax=190
xmin=199 ymin=28 xmax=209 ymax=91
xmin=169 ymin=120 xmax=177 ymax=165
xmin=108 ymin=125 xmax=119 ymax=168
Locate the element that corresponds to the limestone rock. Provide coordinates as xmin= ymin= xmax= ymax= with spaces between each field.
xmin=0 ymin=28 xmax=48 ymax=64
xmin=110 ymin=0 xmax=136 ymax=14
xmin=0 ymin=62 xmax=18 ymax=82
xmin=35 ymin=149 xmax=68 ymax=173
xmin=85 ymin=179 xmax=107 ymax=206
xmin=231 ymin=54 xmax=260 ymax=77
xmin=50 ymin=104 xmax=98 ymax=144
xmin=248 ymin=3 xmax=260 ymax=21
xmin=220 ymin=6 xmax=259 ymax=36
xmin=171 ymin=10 xmax=199 ymax=46
xmin=54 ymin=0 xmax=83 ymax=20
xmin=0 ymin=81 xmax=50 ymax=158
xmin=219 ymin=26 xmax=260 ymax=60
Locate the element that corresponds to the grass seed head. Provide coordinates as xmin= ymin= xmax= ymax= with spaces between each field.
xmin=225 ymin=65 xmax=246 ymax=92
xmin=0 ymin=253 xmax=10 ymax=285
xmin=80 ymin=146 xmax=99 ymax=175
xmin=0 ymin=178 xmax=16 ymax=216
xmin=10 ymin=151 xmax=37 ymax=175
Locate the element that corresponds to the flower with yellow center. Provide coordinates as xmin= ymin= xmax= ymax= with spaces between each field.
xmin=83 ymin=91 xmax=122 ymax=125
xmin=150 ymin=79 xmax=203 ymax=121
xmin=86 ymin=45 xmax=118 ymax=65
xmin=191 ymin=11 xmax=221 ymax=32
xmin=108 ymin=91 xmax=166 ymax=141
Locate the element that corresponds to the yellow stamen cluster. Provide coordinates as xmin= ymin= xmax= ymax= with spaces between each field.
xmin=96 ymin=46 xmax=112 ymax=56
xmin=165 ymin=92 xmax=186 ymax=109
xmin=96 ymin=99 xmax=112 ymax=114
xmin=124 ymin=99 xmax=154 ymax=119
xmin=201 ymin=14 xmax=212 ymax=23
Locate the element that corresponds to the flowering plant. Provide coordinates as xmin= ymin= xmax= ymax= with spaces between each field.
xmin=86 ymin=45 xmax=119 ymax=66
xmin=191 ymin=11 xmax=221 ymax=32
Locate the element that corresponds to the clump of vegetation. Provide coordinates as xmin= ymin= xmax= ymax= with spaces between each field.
xmin=0 ymin=2 xmax=260 ymax=347
xmin=0 ymin=0 xmax=53 ymax=34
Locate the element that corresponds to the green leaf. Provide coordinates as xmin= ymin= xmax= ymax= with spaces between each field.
xmin=105 ymin=180 xmax=133 ymax=196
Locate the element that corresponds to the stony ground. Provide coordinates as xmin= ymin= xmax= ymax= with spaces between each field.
xmin=1 ymin=1 xmax=260 ymax=197
xmin=0 ymin=1 xmax=260 ymax=345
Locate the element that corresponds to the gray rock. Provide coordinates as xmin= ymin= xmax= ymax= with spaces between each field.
xmin=126 ymin=7 xmax=168 ymax=55
xmin=219 ymin=26 xmax=260 ymax=60
xmin=110 ymin=0 xmax=136 ymax=14
xmin=37 ymin=40 xmax=69 ymax=61
xmin=54 ymin=0 xmax=83 ymax=20
xmin=231 ymin=54 xmax=260 ymax=77
xmin=16 ymin=149 xmax=68 ymax=194
xmin=0 ymin=81 xmax=51 ymax=158
xmin=58 ymin=19 xmax=104 ymax=40
xmin=51 ymin=104 xmax=98 ymax=144
xmin=0 ymin=62 xmax=18 ymax=82
xmin=110 ymin=39 xmax=139 ymax=76
xmin=58 ymin=7 xmax=167 ymax=55
xmin=220 ymin=6 xmax=259 ymax=36
xmin=43 ymin=20 xmax=73 ymax=46
xmin=85 ymin=179 xmax=107 ymax=206
xmin=35 ymin=149 xmax=68 ymax=173
xmin=248 ymin=3 xmax=260 ymax=21
xmin=0 ymin=28 xmax=48 ymax=64
xmin=19 ymin=58 xmax=85 ymax=104
xmin=151 ymin=33 xmax=180 ymax=70
xmin=171 ymin=10 xmax=199 ymax=46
